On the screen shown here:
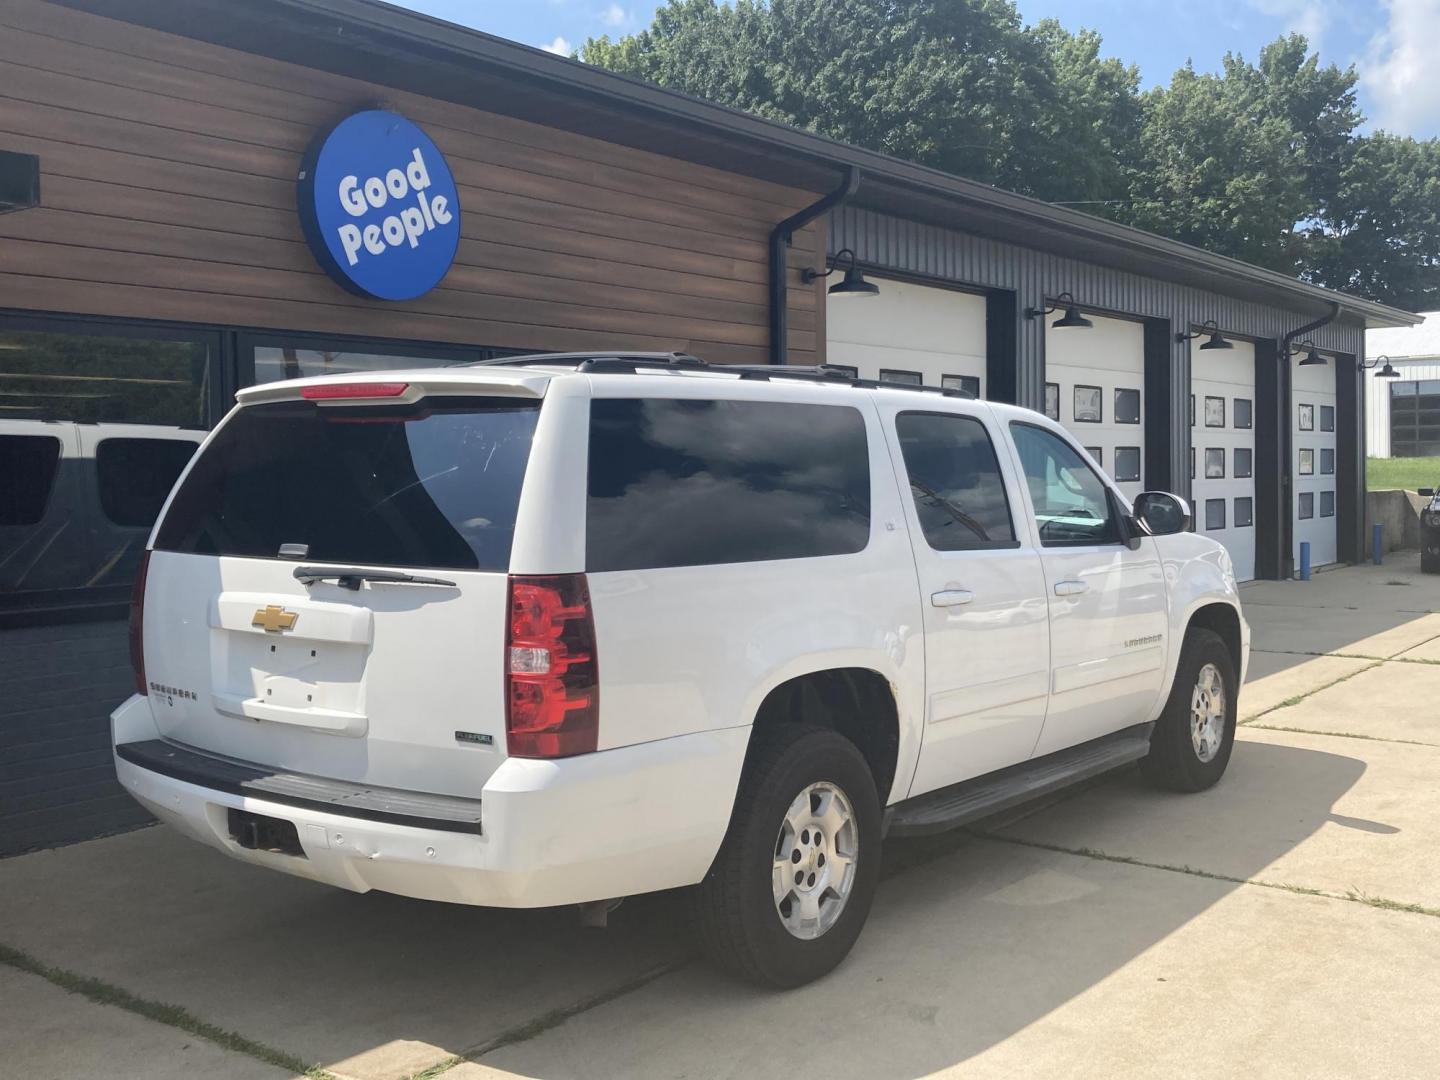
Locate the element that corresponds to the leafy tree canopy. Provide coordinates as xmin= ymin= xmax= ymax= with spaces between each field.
xmin=583 ymin=1 xmax=1437 ymax=310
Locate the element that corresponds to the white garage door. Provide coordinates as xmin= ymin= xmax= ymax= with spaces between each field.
xmin=1191 ymin=342 xmax=1257 ymax=582
xmin=1046 ymin=313 xmax=1146 ymax=499
xmin=1293 ymin=355 xmax=1339 ymax=571
xmin=826 ymin=278 xmax=987 ymax=395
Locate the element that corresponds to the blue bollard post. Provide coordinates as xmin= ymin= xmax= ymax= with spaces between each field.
xmin=1300 ymin=541 xmax=1312 ymax=581
xmin=1373 ymin=523 xmax=1384 ymax=566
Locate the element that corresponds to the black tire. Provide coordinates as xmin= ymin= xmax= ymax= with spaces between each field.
xmin=1141 ymin=627 xmax=1237 ymax=792
xmin=693 ymin=724 xmax=882 ymax=989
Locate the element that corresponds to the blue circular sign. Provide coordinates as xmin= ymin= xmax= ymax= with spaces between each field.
xmin=297 ymin=111 xmax=461 ymax=301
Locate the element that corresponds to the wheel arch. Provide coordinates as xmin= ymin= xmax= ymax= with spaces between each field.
xmin=746 ymin=667 xmax=902 ymax=805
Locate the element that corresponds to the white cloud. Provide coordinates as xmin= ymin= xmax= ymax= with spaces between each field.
xmin=1246 ymin=0 xmax=1334 ymax=52
xmin=540 ymin=35 xmax=573 ymax=56
xmin=1362 ymin=0 xmax=1440 ymax=135
xmin=601 ymin=3 xmax=627 ymax=27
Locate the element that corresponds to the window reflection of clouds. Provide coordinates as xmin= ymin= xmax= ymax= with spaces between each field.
xmin=587 ymin=399 xmax=870 ymax=571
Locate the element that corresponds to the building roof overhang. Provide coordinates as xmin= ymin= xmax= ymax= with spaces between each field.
xmin=57 ymin=0 xmax=1420 ymax=329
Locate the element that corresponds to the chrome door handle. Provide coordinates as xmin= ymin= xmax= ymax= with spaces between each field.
xmin=931 ymin=589 xmax=975 ymax=607
xmin=1053 ymin=580 xmax=1089 ymax=597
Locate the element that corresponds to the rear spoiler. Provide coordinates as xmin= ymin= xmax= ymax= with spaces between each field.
xmin=237 ymin=368 xmax=554 ymax=405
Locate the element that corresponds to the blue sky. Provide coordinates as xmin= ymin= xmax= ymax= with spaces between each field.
xmin=394 ymin=1 xmax=1440 ymax=138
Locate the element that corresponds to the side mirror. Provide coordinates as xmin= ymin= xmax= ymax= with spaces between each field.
xmin=1133 ymin=491 xmax=1192 ymax=537
xmin=1420 ymin=488 xmax=1435 ymax=497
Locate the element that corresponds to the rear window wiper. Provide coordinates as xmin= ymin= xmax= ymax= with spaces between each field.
xmin=293 ymin=566 xmax=457 ymax=591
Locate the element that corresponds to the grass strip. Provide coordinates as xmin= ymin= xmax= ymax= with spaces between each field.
xmin=979 ymin=834 xmax=1440 ymax=919
xmin=0 ymin=941 xmax=336 ymax=1079
xmin=1238 ymin=660 xmax=1382 ymax=725
xmin=1245 ymin=722 xmax=1439 ymax=748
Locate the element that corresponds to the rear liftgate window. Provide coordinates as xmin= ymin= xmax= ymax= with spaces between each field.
xmin=586 ymin=398 xmax=871 ymax=571
xmin=154 ymin=397 xmax=540 ymax=571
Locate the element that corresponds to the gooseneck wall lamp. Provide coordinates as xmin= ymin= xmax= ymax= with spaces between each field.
xmin=1362 ymin=354 xmax=1401 ymax=379
xmin=1176 ymin=319 xmax=1233 ymax=351
xmin=801 ymin=248 xmax=879 ymax=297
xmin=1024 ymin=291 xmax=1093 ymax=328
xmin=1292 ymin=340 xmax=1328 ymax=367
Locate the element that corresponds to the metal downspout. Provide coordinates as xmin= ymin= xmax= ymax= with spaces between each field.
xmin=768 ymin=167 xmax=861 ymax=365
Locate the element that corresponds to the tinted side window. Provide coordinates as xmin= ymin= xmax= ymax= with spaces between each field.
xmin=586 ymin=398 xmax=870 ymax=571
xmin=1010 ymin=422 xmax=1121 ymax=547
xmin=0 ymin=435 xmax=62 ymax=526
xmin=896 ymin=412 xmax=1015 ymax=551
xmin=96 ymin=439 xmax=198 ymax=528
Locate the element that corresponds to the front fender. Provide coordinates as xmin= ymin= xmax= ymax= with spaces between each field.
xmin=1152 ymin=532 xmax=1248 ymax=699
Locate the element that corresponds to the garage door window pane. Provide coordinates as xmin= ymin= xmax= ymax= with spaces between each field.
xmin=1320 ymin=405 xmax=1335 ymax=432
xmin=587 ymin=399 xmax=871 ymax=571
xmin=1114 ymin=388 xmax=1141 ymax=424
xmin=1084 ymin=446 xmax=1102 ymax=465
xmin=1204 ymin=448 xmax=1225 ymax=479
xmin=1234 ymin=448 xmax=1253 ymax=478
xmin=0 ymin=435 xmax=61 ymax=526
xmin=1299 ymin=403 xmax=1314 ymax=431
xmin=1320 ymin=491 xmax=1335 ymax=517
xmin=1205 ymin=499 xmax=1226 ymax=530
xmin=942 ymin=374 xmax=981 ymax=398
xmin=1204 ymin=396 xmax=1225 ymax=427
xmin=1113 ymin=446 xmax=1141 ymax=483
xmin=1073 ymin=386 xmax=1102 ymax=423
xmin=1299 ymin=448 xmax=1314 ymax=475
xmin=1298 ymin=492 xmax=1314 ymax=519
xmin=896 ymin=412 xmax=1016 ymax=551
xmin=1235 ymin=497 xmax=1253 ymax=527
xmin=1320 ymin=448 xmax=1335 ymax=475
xmin=880 ymin=369 xmax=922 ymax=386
xmin=1234 ymin=399 xmax=1252 ymax=429
xmin=96 ymin=439 xmax=198 ymax=528
xmin=1045 ymin=383 xmax=1060 ymax=421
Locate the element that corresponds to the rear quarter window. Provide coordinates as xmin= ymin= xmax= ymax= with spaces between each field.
xmin=586 ymin=397 xmax=870 ymax=571
xmin=154 ymin=397 xmax=539 ymax=571
xmin=96 ymin=438 xmax=197 ymax=528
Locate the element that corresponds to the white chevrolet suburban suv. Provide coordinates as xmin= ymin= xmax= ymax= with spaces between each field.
xmin=113 ymin=352 xmax=1248 ymax=988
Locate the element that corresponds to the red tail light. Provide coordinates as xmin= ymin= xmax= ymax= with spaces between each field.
xmin=129 ymin=550 xmax=151 ymax=695
xmin=505 ymin=574 xmax=598 ymax=758
xmin=300 ymin=381 xmax=409 ymax=400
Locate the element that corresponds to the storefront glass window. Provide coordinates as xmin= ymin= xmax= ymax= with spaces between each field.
xmin=252 ymin=345 xmax=479 ymax=383
xmin=1 ymin=322 xmax=214 ymax=616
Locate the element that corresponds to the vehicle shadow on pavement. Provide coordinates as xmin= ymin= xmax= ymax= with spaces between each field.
xmin=0 ymin=739 xmax=1367 ymax=1080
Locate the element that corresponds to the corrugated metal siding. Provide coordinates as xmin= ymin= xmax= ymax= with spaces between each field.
xmin=0 ymin=620 xmax=150 ymax=855
xmin=1365 ymin=360 xmax=1440 ymax=457
xmin=833 ymin=207 xmax=1366 ymax=496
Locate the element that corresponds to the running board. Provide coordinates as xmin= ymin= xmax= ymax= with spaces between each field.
xmin=885 ymin=724 xmax=1153 ymax=838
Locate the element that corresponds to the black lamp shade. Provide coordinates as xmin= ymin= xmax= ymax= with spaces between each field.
xmin=1378 ymin=362 xmax=1400 ymax=378
xmin=1052 ymin=304 xmax=1093 ymax=329
xmin=1298 ymin=346 xmax=1327 ymax=367
xmin=1198 ymin=329 xmax=1232 ymax=350
xmin=828 ymin=266 xmax=879 ymax=297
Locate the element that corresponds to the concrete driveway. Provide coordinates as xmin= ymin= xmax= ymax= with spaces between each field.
xmin=4 ymin=555 xmax=1440 ymax=1079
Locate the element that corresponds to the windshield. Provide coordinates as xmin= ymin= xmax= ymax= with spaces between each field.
xmin=153 ymin=397 xmax=540 ymax=571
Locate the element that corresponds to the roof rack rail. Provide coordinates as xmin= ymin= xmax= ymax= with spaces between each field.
xmin=471 ymin=352 xmax=975 ymax=398
xmin=727 ymin=364 xmax=976 ymax=399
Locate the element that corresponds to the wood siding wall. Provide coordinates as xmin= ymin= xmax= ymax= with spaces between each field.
xmin=0 ymin=0 xmax=825 ymax=364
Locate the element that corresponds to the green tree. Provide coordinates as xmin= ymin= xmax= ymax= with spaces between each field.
xmin=1123 ymin=36 xmax=1362 ymax=274
xmin=1303 ymin=133 xmax=1440 ymax=310
xmin=583 ymin=0 xmax=1119 ymax=201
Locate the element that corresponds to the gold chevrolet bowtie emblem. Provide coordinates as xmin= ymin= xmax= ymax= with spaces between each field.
xmin=252 ymin=605 xmax=299 ymax=634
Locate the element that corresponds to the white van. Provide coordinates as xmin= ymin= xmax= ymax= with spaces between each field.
xmin=114 ymin=353 xmax=1247 ymax=987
